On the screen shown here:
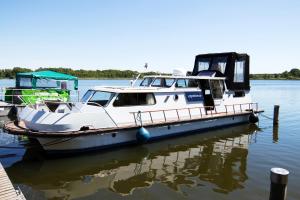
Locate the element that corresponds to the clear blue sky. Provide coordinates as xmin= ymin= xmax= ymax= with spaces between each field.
xmin=0 ymin=0 xmax=299 ymax=73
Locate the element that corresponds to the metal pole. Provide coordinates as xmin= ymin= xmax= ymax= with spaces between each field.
xmin=163 ymin=110 xmax=166 ymax=122
xmin=176 ymin=109 xmax=180 ymax=120
xmin=149 ymin=112 xmax=153 ymax=123
xmin=77 ymin=90 xmax=80 ymax=102
xmin=269 ymin=167 xmax=289 ymax=200
xmin=273 ymin=105 xmax=280 ymax=125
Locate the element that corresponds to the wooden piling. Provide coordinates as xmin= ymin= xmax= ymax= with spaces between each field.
xmin=273 ymin=105 xmax=280 ymax=125
xmin=269 ymin=168 xmax=289 ymax=200
xmin=272 ymin=125 xmax=279 ymax=143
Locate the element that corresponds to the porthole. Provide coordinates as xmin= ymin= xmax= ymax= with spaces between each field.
xmin=112 ymin=133 xmax=116 ymax=137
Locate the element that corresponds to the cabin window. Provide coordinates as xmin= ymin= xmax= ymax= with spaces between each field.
xmin=165 ymin=78 xmax=175 ymax=87
xmin=151 ymin=78 xmax=174 ymax=87
xmin=151 ymin=78 xmax=163 ymax=87
xmin=187 ymin=79 xmax=200 ymax=87
xmin=198 ymin=58 xmax=210 ymax=71
xmin=175 ymin=79 xmax=187 ymax=88
xmin=36 ymin=79 xmax=59 ymax=88
xmin=210 ymin=57 xmax=227 ymax=74
xmin=210 ymin=80 xmax=224 ymax=99
xmin=19 ymin=78 xmax=32 ymax=87
xmin=85 ymin=91 xmax=115 ymax=107
xmin=113 ymin=93 xmax=156 ymax=107
xmin=140 ymin=78 xmax=153 ymax=87
xmin=234 ymin=61 xmax=245 ymax=82
xmin=176 ymin=79 xmax=199 ymax=88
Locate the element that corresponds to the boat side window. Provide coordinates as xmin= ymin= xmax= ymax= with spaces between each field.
xmin=187 ymin=79 xmax=200 ymax=87
xmin=198 ymin=58 xmax=210 ymax=71
xmin=175 ymin=79 xmax=187 ymax=88
xmin=36 ymin=79 xmax=59 ymax=89
xmin=151 ymin=78 xmax=164 ymax=87
xmin=113 ymin=93 xmax=156 ymax=107
xmin=210 ymin=80 xmax=224 ymax=99
xmin=140 ymin=78 xmax=154 ymax=87
xmin=151 ymin=78 xmax=174 ymax=87
xmin=234 ymin=60 xmax=245 ymax=82
xmin=165 ymin=78 xmax=175 ymax=87
xmin=176 ymin=79 xmax=199 ymax=88
xmin=210 ymin=57 xmax=227 ymax=74
xmin=19 ymin=78 xmax=32 ymax=88
xmin=88 ymin=91 xmax=115 ymax=107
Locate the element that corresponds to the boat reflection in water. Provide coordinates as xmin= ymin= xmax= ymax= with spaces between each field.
xmin=7 ymin=124 xmax=259 ymax=199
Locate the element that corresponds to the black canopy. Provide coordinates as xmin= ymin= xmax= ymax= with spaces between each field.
xmin=192 ymin=52 xmax=250 ymax=90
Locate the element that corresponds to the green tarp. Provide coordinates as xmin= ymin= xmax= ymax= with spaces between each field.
xmin=16 ymin=70 xmax=78 ymax=90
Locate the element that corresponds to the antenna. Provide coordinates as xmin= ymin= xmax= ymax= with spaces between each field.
xmin=131 ymin=63 xmax=148 ymax=87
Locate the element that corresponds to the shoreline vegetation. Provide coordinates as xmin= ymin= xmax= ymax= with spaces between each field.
xmin=0 ymin=67 xmax=299 ymax=80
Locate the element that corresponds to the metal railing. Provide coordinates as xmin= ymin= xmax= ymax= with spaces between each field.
xmin=0 ymin=87 xmax=80 ymax=104
xmin=131 ymin=103 xmax=258 ymax=126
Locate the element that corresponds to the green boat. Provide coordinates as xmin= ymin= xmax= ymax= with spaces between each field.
xmin=4 ymin=70 xmax=78 ymax=105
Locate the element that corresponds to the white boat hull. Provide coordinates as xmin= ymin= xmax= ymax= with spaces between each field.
xmin=36 ymin=114 xmax=250 ymax=153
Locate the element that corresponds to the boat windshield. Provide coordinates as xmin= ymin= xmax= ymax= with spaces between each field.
xmin=81 ymin=90 xmax=94 ymax=103
xmin=81 ymin=90 xmax=115 ymax=107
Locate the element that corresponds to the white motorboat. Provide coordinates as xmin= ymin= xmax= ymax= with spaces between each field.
xmin=4 ymin=52 xmax=263 ymax=154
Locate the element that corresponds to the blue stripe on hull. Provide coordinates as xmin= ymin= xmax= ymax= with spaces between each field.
xmin=45 ymin=120 xmax=249 ymax=156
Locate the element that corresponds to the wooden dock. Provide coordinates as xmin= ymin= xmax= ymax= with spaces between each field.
xmin=0 ymin=163 xmax=25 ymax=200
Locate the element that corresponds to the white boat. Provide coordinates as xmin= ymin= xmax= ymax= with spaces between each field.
xmin=4 ymin=52 xmax=263 ymax=154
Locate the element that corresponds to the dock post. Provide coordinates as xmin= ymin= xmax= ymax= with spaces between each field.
xmin=269 ymin=167 xmax=289 ymax=200
xmin=273 ymin=105 xmax=280 ymax=125
xmin=273 ymin=125 xmax=279 ymax=143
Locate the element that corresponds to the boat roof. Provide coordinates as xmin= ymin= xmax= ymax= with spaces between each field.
xmin=16 ymin=70 xmax=79 ymax=90
xmin=91 ymin=86 xmax=176 ymax=93
xmin=91 ymin=74 xmax=226 ymax=93
xmin=16 ymin=70 xmax=78 ymax=81
xmin=143 ymin=75 xmax=226 ymax=80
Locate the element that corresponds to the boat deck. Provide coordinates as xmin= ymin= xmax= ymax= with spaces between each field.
xmin=3 ymin=109 xmax=263 ymax=138
xmin=0 ymin=163 xmax=25 ymax=200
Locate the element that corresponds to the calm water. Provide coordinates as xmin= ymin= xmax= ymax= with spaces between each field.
xmin=0 ymin=80 xmax=299 ymax=200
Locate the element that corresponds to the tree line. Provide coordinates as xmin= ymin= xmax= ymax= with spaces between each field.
xmin=0 ymin=67 xmax=299 ymax=80
xmin=0 ymin=67 xmax=167 ymax=79
xmin=250 ymin=68 xmax=300 ymax=80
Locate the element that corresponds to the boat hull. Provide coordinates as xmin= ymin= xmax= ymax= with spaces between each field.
xmin=36 ymin=113 xmax=251 ymax=154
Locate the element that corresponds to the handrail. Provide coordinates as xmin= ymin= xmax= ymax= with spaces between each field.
xmin=0 ymin=87 xmax=80 ymax=102
xmin=131 ymin=103 xmax=257 ymax=114
xmin=0 ymin=87 xmax=73 ymax=91
xmin=130 ymin=103 xmax=259 ymax=126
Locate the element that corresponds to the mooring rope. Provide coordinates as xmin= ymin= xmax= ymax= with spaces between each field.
xmin=260 ymin=113 xmax=273 ymax=121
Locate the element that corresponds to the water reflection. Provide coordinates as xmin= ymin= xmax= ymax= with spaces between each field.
xmin=7 ymin=124 xmax=259 ymax=199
